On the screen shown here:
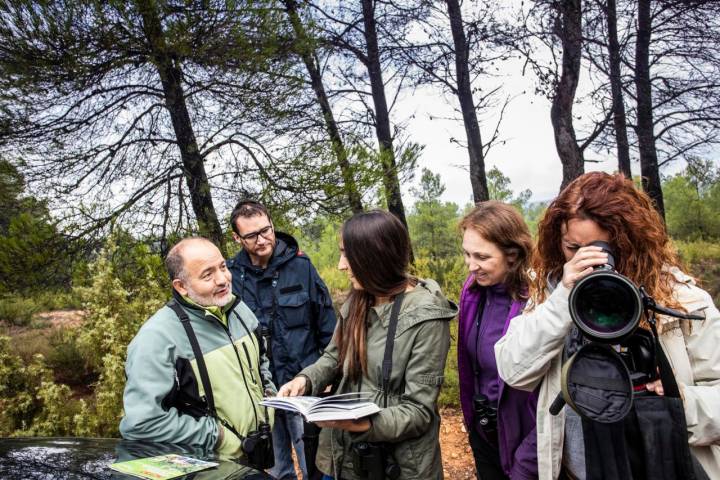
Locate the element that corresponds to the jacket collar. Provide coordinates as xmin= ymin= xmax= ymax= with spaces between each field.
xmin=170 ymin=289 xmax=241 ymax=321
xmin=339 ymin=279 xmax=459 ymax=333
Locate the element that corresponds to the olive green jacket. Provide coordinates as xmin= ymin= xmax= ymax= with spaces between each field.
xmin=300 ymin=279 xmax=458 ymax=480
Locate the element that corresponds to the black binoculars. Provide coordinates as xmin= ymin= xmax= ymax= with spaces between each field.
xmin=241 ymin=422 xmax=274 ymax=470
xmin=351 ymin=441 xmax=400 ymax=480
xmin=473 ymin=394 xmax=498 ymax=434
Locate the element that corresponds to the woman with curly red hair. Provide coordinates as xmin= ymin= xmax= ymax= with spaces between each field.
xmin=495 ymin=172 xmax=720 ymax=479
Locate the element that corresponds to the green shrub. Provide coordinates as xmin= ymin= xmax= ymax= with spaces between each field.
xmin=438 ymin=321 xmax=459 ymax=408
xmin=0 ymin=336 xmax=79 ymax=436
xmin=33 ymin=289 xmax=84 ymax=311
xmin=0 ymin=296 xmax=42 ymax=326
xmin=675 ymin=240 xmax=720 ymax=264
xmin=24 ymin=381 xmax=80 ymax=437
xmin=73 ymin=235 xmax=166 ymax=437
xmin=4 ymin=328 xmax=53 ymax=364
xmin=676 ymin=240 xmax=720 ymax=305
xmin=46 ymin=328 xmax=96 ymax=387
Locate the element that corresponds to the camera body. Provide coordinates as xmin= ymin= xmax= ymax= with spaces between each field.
xmin=618 ymin=327 xmax=658 ymax=387
xmin=472 ymin=394 xmax=498 ymax=434
xmin=351 ymin=441 xmax=400 ymax=480
xmin=241 ymin=422 xmax=274 ymax=470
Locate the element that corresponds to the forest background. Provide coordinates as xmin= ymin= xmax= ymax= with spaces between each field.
xmin=0 ymin=0 xmax=719 ymax=438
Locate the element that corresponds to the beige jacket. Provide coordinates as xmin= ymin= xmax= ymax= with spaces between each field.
xmin=495 ymin=268 xmax=720 ymax=480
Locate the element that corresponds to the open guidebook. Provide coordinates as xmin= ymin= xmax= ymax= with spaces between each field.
xmin=260 ymin=392 xmax=381 ymax=422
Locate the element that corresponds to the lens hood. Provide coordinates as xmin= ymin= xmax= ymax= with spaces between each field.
xmin=569 ymin=269 xmax=643 ymax=342
xmin=568 ymin=241 xmax=643 ymax=343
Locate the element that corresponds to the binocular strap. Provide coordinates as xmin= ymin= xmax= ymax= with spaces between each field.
xmin=381 ymin=292 xmax=405 ymax=408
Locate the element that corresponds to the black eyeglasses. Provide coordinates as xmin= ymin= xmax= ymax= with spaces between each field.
xmin=238 ymin=225 xmax=274 ymax=244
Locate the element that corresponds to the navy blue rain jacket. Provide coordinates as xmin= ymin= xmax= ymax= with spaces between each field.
xmin=227 ymin=231 xmax=337 ymax=386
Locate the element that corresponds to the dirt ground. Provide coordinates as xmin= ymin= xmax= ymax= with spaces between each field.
xmin=439 ymin=407 xmax=476 ymax=479
xmin=35 ymin=309 xmax=85 ymax=328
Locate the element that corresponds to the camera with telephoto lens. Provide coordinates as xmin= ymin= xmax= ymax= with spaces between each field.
xmin=473 ymin=394 xmax=498 ymax=434
xmin=549 ymin=241 xmax=704 ymax=423
xmin=568 ymin=241 xmax=645 ymax=343
xmin=351 ymin=442 xmax=400 ymax=480
xmin=241 ymin=422 xmax=274 ymax=470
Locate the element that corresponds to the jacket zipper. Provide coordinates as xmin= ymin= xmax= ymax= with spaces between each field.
xmin=241 ymin=342 xmax=258 ymax=384
xmin=213 ymin=318 xmax=262 ymax=425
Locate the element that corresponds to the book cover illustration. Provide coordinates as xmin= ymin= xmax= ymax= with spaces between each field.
xmin=109 ymin=453 xmax=219 ymax=479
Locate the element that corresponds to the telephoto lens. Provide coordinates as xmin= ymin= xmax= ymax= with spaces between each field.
xmin=568 ymin=241 xmax=644 ymax=342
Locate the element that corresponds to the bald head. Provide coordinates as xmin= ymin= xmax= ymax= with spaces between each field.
xmin=166 ymin=237 xmax=233 ymax=307
xmin=165 ymin=237 xmax=217 ymax=282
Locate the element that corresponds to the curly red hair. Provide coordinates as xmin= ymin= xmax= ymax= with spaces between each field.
xmin=532 ymin=172 xmax=682 ymax=315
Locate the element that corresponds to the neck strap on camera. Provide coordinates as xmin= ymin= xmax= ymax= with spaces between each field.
xmin=646 ymin=311 xmax=682 ymax=399
xmin=381 ymin=292 xmax=405 ymax=409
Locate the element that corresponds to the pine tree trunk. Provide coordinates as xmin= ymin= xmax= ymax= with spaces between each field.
xmin=446 ymin=0 xmax=489 ymax=203
xmin=551 ymin=0 xmax=584 ymax=191
xmin=606 ymin=0 xmax=632 ymax=178
xmin=137 ymin=0 xmax=225 ymax=252
xmin=284 ymin=0 xmax=364 ymax=214
xmin=360 ymin=0 xmax=410 ymax=232
xmin=635 ymin=0 xmax=665 ymax=220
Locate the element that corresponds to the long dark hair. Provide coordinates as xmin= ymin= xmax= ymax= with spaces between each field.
xmin=337 ymin=210 xmax=412 ymax=381
xmin=459 ymin=201 xmax=532 ymax=300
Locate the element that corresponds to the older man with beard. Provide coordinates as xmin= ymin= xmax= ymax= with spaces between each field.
xmin=120 ymin=237 xmax=275 ymax=461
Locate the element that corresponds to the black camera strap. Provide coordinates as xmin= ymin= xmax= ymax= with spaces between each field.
xmin=167 ymin=300 xmax=249 ymax=441
xmin=381 ymin=292 xmax=405 ymax=408
xmin=647 ymin=312 xmax=682 ymax=399
xmin=168 ymin=301 xmax=218 ymax=415
xmin=472 ymin=292 xmax=486 ymax=383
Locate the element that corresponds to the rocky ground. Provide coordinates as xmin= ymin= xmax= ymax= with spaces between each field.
xmin=439 ymin=407 xmax=476 ymax=479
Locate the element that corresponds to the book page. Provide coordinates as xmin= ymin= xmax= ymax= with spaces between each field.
xmin=305 ymin=404 xmax=380 ymax=422
xmin=261 ymin=392 xmax=380 ymax=422
xmin=259 ymin=396 xmax=322 ymax=415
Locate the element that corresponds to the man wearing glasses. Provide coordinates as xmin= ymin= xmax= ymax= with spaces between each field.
xmin=227 ymin=199 xmax=336 ymax=480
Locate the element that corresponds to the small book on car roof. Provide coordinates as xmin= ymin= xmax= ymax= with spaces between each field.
xmin=260 ymin=392 xmax=380 ymax=422
xmin=109 ymin=454 xmax=218 ymax=479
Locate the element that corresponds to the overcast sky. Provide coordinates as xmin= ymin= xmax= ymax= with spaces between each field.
xmin=393 ymin=60 xmax=704 ymax=209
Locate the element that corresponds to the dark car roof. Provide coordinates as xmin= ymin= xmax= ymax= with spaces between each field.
xmin=0 ymin=437 xmax=273 ymax=479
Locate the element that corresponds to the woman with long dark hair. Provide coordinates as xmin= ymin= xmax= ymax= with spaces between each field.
xmin=278 ymin=210 xmax=458 ymax=479
xmin=457 ymin=201 xmax=538 ymax=479
xmin=495 ymin=172 xmax=720 ymax=479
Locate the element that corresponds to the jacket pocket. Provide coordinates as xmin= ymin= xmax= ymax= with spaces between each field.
xmin=393 ymin=435 xmax=422 ymax=478
xmin=277 ymin=291 xmax=310 ymax=329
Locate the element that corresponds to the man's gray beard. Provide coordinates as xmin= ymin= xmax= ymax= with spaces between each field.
xmin=186 ymin=285 xmax=233 ymax=308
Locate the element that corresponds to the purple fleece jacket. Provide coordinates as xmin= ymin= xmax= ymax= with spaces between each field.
xmin=458 ymin=275 xmax=539 ymax=480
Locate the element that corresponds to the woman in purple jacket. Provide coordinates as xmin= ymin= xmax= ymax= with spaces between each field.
xmin=458 ymin=201 xmax=538 ymax=480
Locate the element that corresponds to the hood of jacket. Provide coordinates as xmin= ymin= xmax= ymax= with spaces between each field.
xmin=339 ymin=278 xmax=458 ymax=333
